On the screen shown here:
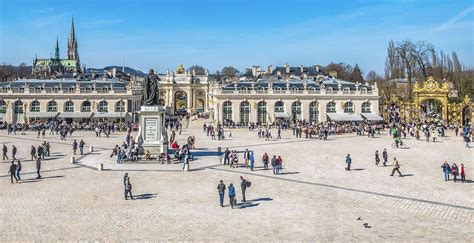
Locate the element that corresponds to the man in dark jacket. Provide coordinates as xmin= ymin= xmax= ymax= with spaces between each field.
xmin=217 ymin=180 xmax=226 ymax=207
xmin=35 ymin=157 xmax=42 ymax=179
xmin=240 ymin=176 xmax=250 ymax=202
xmin=223 ymin=148 xmax=230 ymax=165
xmin=125 ymin=178 xmax=134 ymax=200
xmin=72 ymin=140 xmax=78 ymax=155
xmin=8 ymin=162 xmax=18 ymax=183
xmin=12 ymin=145 xmax=17 ymax=161
xmin=382 ymin=148 xmax=388 ymax=166
xmin=2 ymin=144 xmax=8 ymax=160
xmin=30 ymin=146 xmax=37 ymax=161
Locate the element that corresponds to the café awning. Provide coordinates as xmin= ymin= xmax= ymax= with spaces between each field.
xmin=361 ymin=113 xmax=384 ymax=121
xmin=327 ymin=113 xmax=364 ymax=122
xmin=26 ymin=112 xmax=60 ymax=118
xmin=274 ymin=112 xmax=290 ymax=118
xmin=93 ymin=112 xmax=129 ymax=118
xmin=59 ymin=112 xmax=93 ymax=118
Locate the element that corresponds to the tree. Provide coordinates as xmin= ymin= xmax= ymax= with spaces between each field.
xmin=411 ymin=41 xmax=434 ymax=79
xmin=366 ymin=70 xmax=381 ymax=82
xmin=350 ymin=63 xmax=364 ymax=82
xmin=221 ymin=66 xmax=239 ymax=78
xmin=395 ymin=40 xmax=418 ymax=100
xmin=187 ymin=65 xmax=206 ymax=75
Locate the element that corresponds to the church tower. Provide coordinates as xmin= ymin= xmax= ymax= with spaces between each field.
xmin=67 ymin=17 xmax=78 ymax=61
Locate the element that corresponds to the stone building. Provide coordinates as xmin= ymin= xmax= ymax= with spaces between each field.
xmin=208 ymin=77 xmax=381 ymax=125
xmin=0 ymin=78 xmax=142 ymax=124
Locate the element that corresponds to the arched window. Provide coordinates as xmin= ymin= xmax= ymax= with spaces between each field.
xmin=222 ymin=101 xmax=232 ymax=121
xmin=81 ymin=101 xmax=91 ymax=112
xmin=292 ymin=101 xmax=302 ymax=120
xmin=64 ymin=101 xmax=74 ymax=112
xmin=257 ymin=101 xmax=267 ymax=123
xmin=362 ymin=102 xmax=371 ymax=113
xmin=115 ymin=101 xmax=125 ymax=112
xmin=99 ymin=101 xmax=108 ymax=112
xmin=0 ymin=100 xmax=6 ymax=113
xmin=14 ymin=101 xmax=23 ymax=114
xmin=240 ymin=101 xmax=250 ymax=124
xmin=326 ymin=87 xmax=333 ymax=93
xmin=30 ymin=100 xmax=40 ymax=112
xmin=309 ymin=101 xmax=319 ymax=123
xmin=344 ymin=101 xmax=354 ymax=113
xmin=47 ymin=101 xmax=58 ymax=112
xmin=275 ymin=101 xmax=284 ymax=112
xmin=326 ymin=101 xmax=336 ymax=113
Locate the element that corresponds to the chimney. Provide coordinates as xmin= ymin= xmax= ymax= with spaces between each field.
xmin=300 ymin=64 xmax=304 ymax=73
xmin=267 ymin=65 xmax=272 ymax=74
xmin=285 ymin=63 xmax=290 ymax=74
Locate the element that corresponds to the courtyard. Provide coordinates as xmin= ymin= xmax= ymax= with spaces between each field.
xmin=0 ymin=119 xmax=472 ymax=241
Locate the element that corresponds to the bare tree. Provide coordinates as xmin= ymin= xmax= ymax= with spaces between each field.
xmin=187 ymin=65 xmax=206 ymax=75
xmin=395 ymin=40 xmax=418 ymax=100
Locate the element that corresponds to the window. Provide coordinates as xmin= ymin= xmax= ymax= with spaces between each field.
xmin=222 ymin=101 xmax=232 ymax=121
xmin=99 ymin=101 xmax=108 ymax=112
xmin=64 ymin=101 xmax=74 ymax=112
xmin=81 ymin=101 xmax=91 ymax=112
xmin=309 ymin=101 xmax=319 ymax=123
xmin=344 ymin=102 xmax=354 ymax=113
xmin=30 ymin=101 xmax=40 ymax=112
xmin=360 ymin=88 xmax=367 ymax=94
xmin=326 ymin=101 xmax=336 ymax=113
xmin=257 ymin=101 xmax=267 ymax=123
xmin=275 ymin=101 xmax=284 ymax=112
xmin=362 ymin=102 xmax=371 ymax=113
xmin=292 ymin=101 xmax=302 ymax=119
xmin=326 ymin=87 xmax=333 ymax=93
xmin=240 ymin=101 xmax=250 ymax=124
xmin=115 ymin=101 xmax=125 ymax=112
xmin=343 ymin=87 xmax=350 ymax=94
xmin=14 ymin=101 xmax=23 ymax=113
xmin=47 ymin=101 xmax=58 ymax=112
xmin=0 ymin=100 xmax=6 ymax=113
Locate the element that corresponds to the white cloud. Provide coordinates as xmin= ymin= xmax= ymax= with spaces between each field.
xmin=437 ymin=6 xmax=474 ymax=31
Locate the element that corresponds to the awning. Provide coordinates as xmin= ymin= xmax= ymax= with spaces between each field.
xmin=26 ymin=112 xmax=59 ymax=118
xmin=93 ymin=112 xmax=129 ymax=118
xmin=327 ymin=113 xmax=363 ymax=122
xmin=361 ymin=113 xmax=384 ymax=121
xmin=274 ymin=112 xmax=290 ymax=118
xmin=59 ymin=112 xmax=93 ymax=118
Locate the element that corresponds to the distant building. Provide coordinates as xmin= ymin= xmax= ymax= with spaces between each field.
xmin=247 ymin=64 xmax=328 ymax=80
xmin=32 ymin=17 xmax=82 ymax=79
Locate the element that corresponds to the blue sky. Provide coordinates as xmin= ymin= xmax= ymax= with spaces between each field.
xmin=0 ymin=0 xmax=472 ymax=75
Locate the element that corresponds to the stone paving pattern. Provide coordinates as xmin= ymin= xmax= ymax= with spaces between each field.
xmin=0 ymin=120 xmax=472 ymax=241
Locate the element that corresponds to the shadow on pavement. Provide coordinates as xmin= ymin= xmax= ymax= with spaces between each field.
xmin=134 ymin=193 xmax=157 ymax=200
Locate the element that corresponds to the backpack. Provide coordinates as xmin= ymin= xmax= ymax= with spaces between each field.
xmin=246 ymin=180 xmax=251 ymax=187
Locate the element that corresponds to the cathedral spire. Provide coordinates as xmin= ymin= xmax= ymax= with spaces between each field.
xmin=69 ymin=16 xmax=75 ymax=42
xmin=55 ymin=36 xmax=60 ymax=60
xmin=67 ymin=16 xmax=78 ymax=61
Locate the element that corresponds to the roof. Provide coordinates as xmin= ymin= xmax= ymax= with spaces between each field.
xmin=0 ymin=78 xmax=129 ymax=90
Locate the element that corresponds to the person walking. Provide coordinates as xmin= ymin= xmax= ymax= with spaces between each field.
xmin=228 ymin=183 xmax=236 ymax=209
xmin=79 ymin=139 xmax=85 ymax=155
xmin=72 ymin=140 xmax=78 ymax=155
xmin=2 ymin=144 xmax=8 ymax=160
xmin=271 ymin=155 xmax=277 ymax=174
xmin=240 ymin=176 xmax=250 ymax=202
xmin=125 ymin=179 xmax=134 ymax=200
xmin=244 ymin=149 xmax=250 ymax=169
xmin=375 ymin=150 xmax=380 ymax=166
xmin=345 ymin=154 xmax=352 ymax=171
xmin=451 ymin=163 xmax=459 ymax=182
xmin=217 ymin=180 xmax=226 ymax=207
xmin=37 ymin=145 xmax=44 ymax=160
xmin=16 ymin=160 xmax=22 ymax=180
xmin=8 ymin=161 xmax=18 ymax=183
xmin=249 ymin=152 xmax=255 ymax=171
xmin=390 ymin=157 xmax=403 ymax=177
xmin=45 ymin=142 xmax=50 ymax=156
xmin=223 ymin=148 xmax=230 ymax=165
xmin=441 ymin=161 xmax=451 ymax=181
xmin=12 ymin=145 xmax=17 ymax=162
xmin=382 ymin=148 xmax=388 ymax=166
xmin=30 ymin=145 xmax=37 ymax=161
xmin=35 ymin=157 xmax=42 ymax=179
xmin=460 ymin=163 xmax=466 ymax=183
xmin=262 ymin=152 xmax=269 ymax=170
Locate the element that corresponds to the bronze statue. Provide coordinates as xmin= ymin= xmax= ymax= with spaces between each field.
xmin=143 ymin=69 xmax=160 ymax=106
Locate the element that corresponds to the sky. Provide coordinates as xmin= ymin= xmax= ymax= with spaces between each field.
xmin=0 ymin=0 xmax=473 ymax=75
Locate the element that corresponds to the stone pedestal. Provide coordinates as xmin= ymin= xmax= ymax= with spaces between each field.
xmin=136 ymin=106 xmax=168 ymax=156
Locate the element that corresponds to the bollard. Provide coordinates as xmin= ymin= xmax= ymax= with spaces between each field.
xmin=89 ymin=146 xmax=94 ymax=153
xmin=184 ymin=163 xmax=189 ymax=171
xmin=70 ymin=156 xmax=75 ymax=164
xmin=98 ymin=163 xmax=103 ymax=171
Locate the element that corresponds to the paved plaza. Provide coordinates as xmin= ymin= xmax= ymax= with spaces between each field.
xmin=0 ymin=120 xmax=473 ymax=241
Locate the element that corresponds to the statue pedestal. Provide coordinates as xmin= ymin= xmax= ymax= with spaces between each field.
xmin=136 ymin=106 xmax=168 ymax=156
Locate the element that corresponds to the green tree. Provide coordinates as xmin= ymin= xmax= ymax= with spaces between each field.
xmin=221 ymin=66 xmax=240 ymax=77
xmin=350 ymin=63 xmax=364 ymax=82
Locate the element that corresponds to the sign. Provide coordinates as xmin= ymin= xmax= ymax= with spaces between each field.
xmin=144 ymin=118 xmax=158 ymax=141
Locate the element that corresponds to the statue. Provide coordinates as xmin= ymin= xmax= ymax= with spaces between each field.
xmin=143 ymin=69 xmax=160 ymax=106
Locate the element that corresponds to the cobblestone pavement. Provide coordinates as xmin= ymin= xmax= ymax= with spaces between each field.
xmin=0 ymin=120 xmax=472 ymax=241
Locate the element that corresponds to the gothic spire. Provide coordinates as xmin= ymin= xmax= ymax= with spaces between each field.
xmin=55 ymin=37 xmax=60 ymax=60
xmin=67 ymin=16 xmax=78 ymax=61
xmin=69 ymin=16 xmax=75 ymax=42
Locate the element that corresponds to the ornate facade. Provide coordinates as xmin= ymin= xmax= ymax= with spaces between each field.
xmin=0 ymin=78 xmax=142 ymax=124
xmin=158 ymin=65 xmax=210 ymax=114
xmin=32 ymin=18 xmax=81 ymax=79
